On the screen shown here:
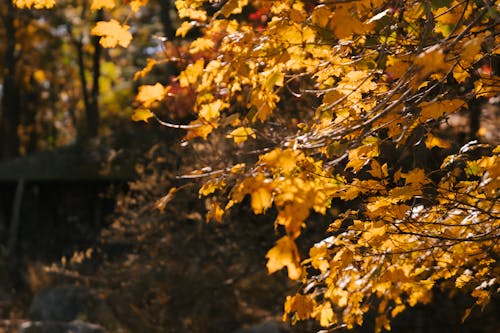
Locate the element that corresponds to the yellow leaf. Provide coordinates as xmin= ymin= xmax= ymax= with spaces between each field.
xmin=346 ymin=139 xmax=380 ymax=173
xmin=361 ymin=222 xmax=387 ymax=243
xmin=368 ymin=160 xmax=388 ymax=179
xmin=460 ymin=37 xmax=483 ymax=65
xmin=199 ymin=179 xmax=226 ymax=196
xmin=179 ymin=59 xmax=204 ymax=87
xmin=176 ymin=21 xmax=194 ymax=37
xmin=199 ymin=100 xmax=228 ymax=121
xmin=330 ymin=6 xmax=371 ymax=39
xmin=131 ymin=109 xmax=154 ymax=122
xmin=279 ymin=23 xmax=303 ymax=45
xmin=413 ymin=46 xmax=452 ymax=81
xmin=251 ymin=187 xmax=273 ymax=214
xmin=403 ymin=168 xmax=427 ymax=187
xmin=129 ymin=0 xmax=147 ymax=12
xmin=419 ymin=99 xmax=465 ymax=122
xmin=91 ymin=20 xmax=132 ymax=48
xmin=13 ymin=0 xmax=55 ymax=9
xmin=455 ymin=270 xmax=473 ymax=288
xmin=176 ymin=1 xmax=207 ymax=21
xmin=309 ymin=244 xmax=329 ymax=273
xmin=266 ymin=236 xmax=302 ymax=280
xmin=284 ymin=294 xmax=314 ymax=320
xmin=260 ymin=149 xmax=297 ymax=174
xmin=134 ymin=58 xmax=158 ymax=80
xmin=312 ymin=5 xmax=331 ymax=28
xmin=230 ymin=163 xmax=245 ymax=174
xmin=425 ymin=133 xmax=451 ymax=149
xmin=189 ymin=37 xmax=215 ymax=54
xmin=471 ymin=289 xmax=490 ymax=307
xmin=265 ymin=70 xmax=284 ymax=90
xmin=391 ymin=305 xmax=406 ymax=318
xmin=136 ymin=83 xmax=167 ymax=107
xmin=219 ymin=0 xmax=248 ymax=17
xmin=184 ymin=120 xmax=214 ymax=140
xmin=206 ymin=201 xmax=224 ymax=222
xmin=316 ymin=302 xmax=335 ymax=327
xmin=227 ymin=127 xmax=256 ymax=144
xmin=276 ymin=204 xmax=309 ymax=238
xmin=90 ymin=0 xmax=115 ymax=10
xmin=386 ymin=55 xmax=411 ymax=79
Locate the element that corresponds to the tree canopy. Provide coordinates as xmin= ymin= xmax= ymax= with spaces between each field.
xmin=9 ymin=0 xmax=499 ymax=331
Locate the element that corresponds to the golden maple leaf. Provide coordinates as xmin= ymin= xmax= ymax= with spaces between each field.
xmin=91 ymin=19 xmax=133 ymax=48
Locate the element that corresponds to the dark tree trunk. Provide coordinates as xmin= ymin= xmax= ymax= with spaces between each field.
xmin=0 ymin=2 xmax=21 ymax=160
xmin=87 ymin=10 xmax=103 ymax=138
xmin=158 ymin=0 xmax=175 ymax=40
xmin=74 ymin=7 xmax=102 ymax=140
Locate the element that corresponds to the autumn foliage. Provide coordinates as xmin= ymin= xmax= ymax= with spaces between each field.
xmin=13 ymin=0 xmax=500 ymax=331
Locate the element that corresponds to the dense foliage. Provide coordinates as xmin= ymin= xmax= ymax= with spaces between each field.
xmin=10 ymin=0 xmax=499 ymax=331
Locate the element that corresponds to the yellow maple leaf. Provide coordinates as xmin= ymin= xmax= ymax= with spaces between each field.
xmin=412 ymin=46 xmax=452 ymax=87
xmin=135 ymin=83 xmax=167 ymax=107
xmin=266 ymin=236 xmax=302 ymax=280
xmin=176 ymin=21 xmax=194 ymax=37
xmin=189 ymin=37 xmax=215 ymax=54
xmin=206 ymin=201 xmax=224 ymax=222
xmin=345 ymin=138 xmax=380 ymax=173
xmin=199 ymin=179 xmax=226 ymax=196
xmin=198 ymin=100 xmax=228 ymax=122
xmin=419 ymin=99 xmax=465 ymax=122
xmin=315 ymin=302 xmax=336 ymax=327
xmin=361 ymin=222 xmax=387 ymax=244
xmin=176 ymin=1 xmax=207 ymax=21
xmin=184 ymin=120 xmax=214 ymax=140
xmin=129 ymin=0 xmax=147 ymax=12
xmin=259 ymin=149 xmax=297 ymax=174
xmin=368 ymin=160 xmax=388 ymax=179
xmin=133 ymin=58 xmax=157 ymax=80
xmin=276 ymin=204 xmax=309 ymax=238
xmin=131 ymin=109 xmax=154 ymax=122
xmin=90 ymin=0 xmax=115 ymax=10
xmin=425 ymin=133 xmax=451 ymax=149
xmin=311 ymin=5 xmax=331 ymax=28
xmin=179 ymin=59 xmax=204 ymax=87
xmin=251 ymin=187 xmax=273 ymax=214
xmin=403 ymin=168 xmax=427 ymax=187
xmin=227 ymin=127 xmax=256 ymax=144
xmin=12 ymin=0 xmax=55 ymax=9
xmin=279 ymin=23 xmax=303 ymax=45
xmin=219 ymin=0 xmax=248 ymax=17
xmin=284 ymin=294 xmax=314 ymax=320
xmin=91 ymin=20 xmax=133 ymax=48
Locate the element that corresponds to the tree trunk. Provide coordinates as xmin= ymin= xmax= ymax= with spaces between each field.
xmin=158 ymin=0 xmax=175 ymax=40
xmin=0 ymin=2 xmax=21 ymax=160
xmin=86 ymin=10 xmax=103 ymax=138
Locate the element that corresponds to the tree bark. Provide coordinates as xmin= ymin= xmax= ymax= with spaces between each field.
xmin=87 ymin=9 xmax=103 ymax=138
xmin=0 ymin=2 xmax=21 ymax=160
xmin=158 ymin=0 xmax=175 ymax=40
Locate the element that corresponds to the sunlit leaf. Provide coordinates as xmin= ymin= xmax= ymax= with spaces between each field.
xmin=90 ymin=0 xmax=115 ymax=10
xmin=227 ymin=126 xmax=256 ymax=144
xmin=266 ymin=236 xmax=302 ymax=280
xmin=131 ymin=108 xmax=154 ymax=122
xmin=91 ymin=19 xmax=133 ymax=48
